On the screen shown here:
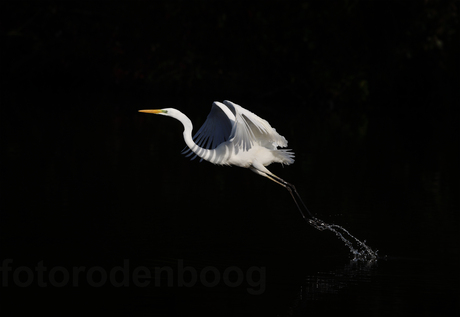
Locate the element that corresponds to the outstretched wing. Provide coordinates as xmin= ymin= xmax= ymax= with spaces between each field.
xmin=223 ymin=100 xmax=288 ymax=152
xmin=182 ymin=102 xmax=235 ymax=160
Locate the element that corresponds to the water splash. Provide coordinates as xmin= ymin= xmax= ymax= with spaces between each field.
xmin=308 ymin=217 xmax=378 ymax=262
xmin=283 ymin=181 xmax=378 ymax=261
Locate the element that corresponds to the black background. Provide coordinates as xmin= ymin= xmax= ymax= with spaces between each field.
xmin=1 ymin=1 xmax=459 ymax=316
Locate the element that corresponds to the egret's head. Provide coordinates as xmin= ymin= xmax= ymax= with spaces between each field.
xmin=138 ymin=108 xmax=170 ymax=116
xmin=139 ymin=108 xmax=187 ymax=123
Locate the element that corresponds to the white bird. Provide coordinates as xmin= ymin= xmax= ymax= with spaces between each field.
xmin=139 ymin=100 xmax=312 ymax=219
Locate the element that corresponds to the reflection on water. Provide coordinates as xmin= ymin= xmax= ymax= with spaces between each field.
xmin=297 ymin=260 xmax=377 ymax=306
xmin=299 ymin=260 xmax=375 ymax=302
xmin=283 ymin=257 xmax=459 ymax=317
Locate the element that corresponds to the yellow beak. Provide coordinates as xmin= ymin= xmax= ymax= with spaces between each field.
xmin=138 ymin=109 xmax=163 ymax=114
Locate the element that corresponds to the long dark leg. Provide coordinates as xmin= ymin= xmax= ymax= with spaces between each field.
xmin=250 ymin=166 xmax=314 ymax=220
xmin=250 ymin=165 xmax=378 ymax=261
xmin=268 ymin=173 xmax=315 ymax=219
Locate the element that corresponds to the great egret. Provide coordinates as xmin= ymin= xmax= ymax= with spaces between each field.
xmin=139 ymin=100 xmax=313 ymax=219
xmin=139 ymin=100 xmax=379 ymax=261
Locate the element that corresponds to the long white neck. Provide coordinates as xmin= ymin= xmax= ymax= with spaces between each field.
xmin=172 ymin=111 xmax=229 ymax=165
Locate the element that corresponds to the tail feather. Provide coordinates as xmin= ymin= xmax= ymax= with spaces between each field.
xmin=274 ymin=149 xmax=295 ymax=165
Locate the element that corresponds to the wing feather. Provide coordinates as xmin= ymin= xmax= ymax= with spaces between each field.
xmin=183 ymin=100 xmax=290 ymax=161
xmin=223 ymin=100 xmax=288 ymax=152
